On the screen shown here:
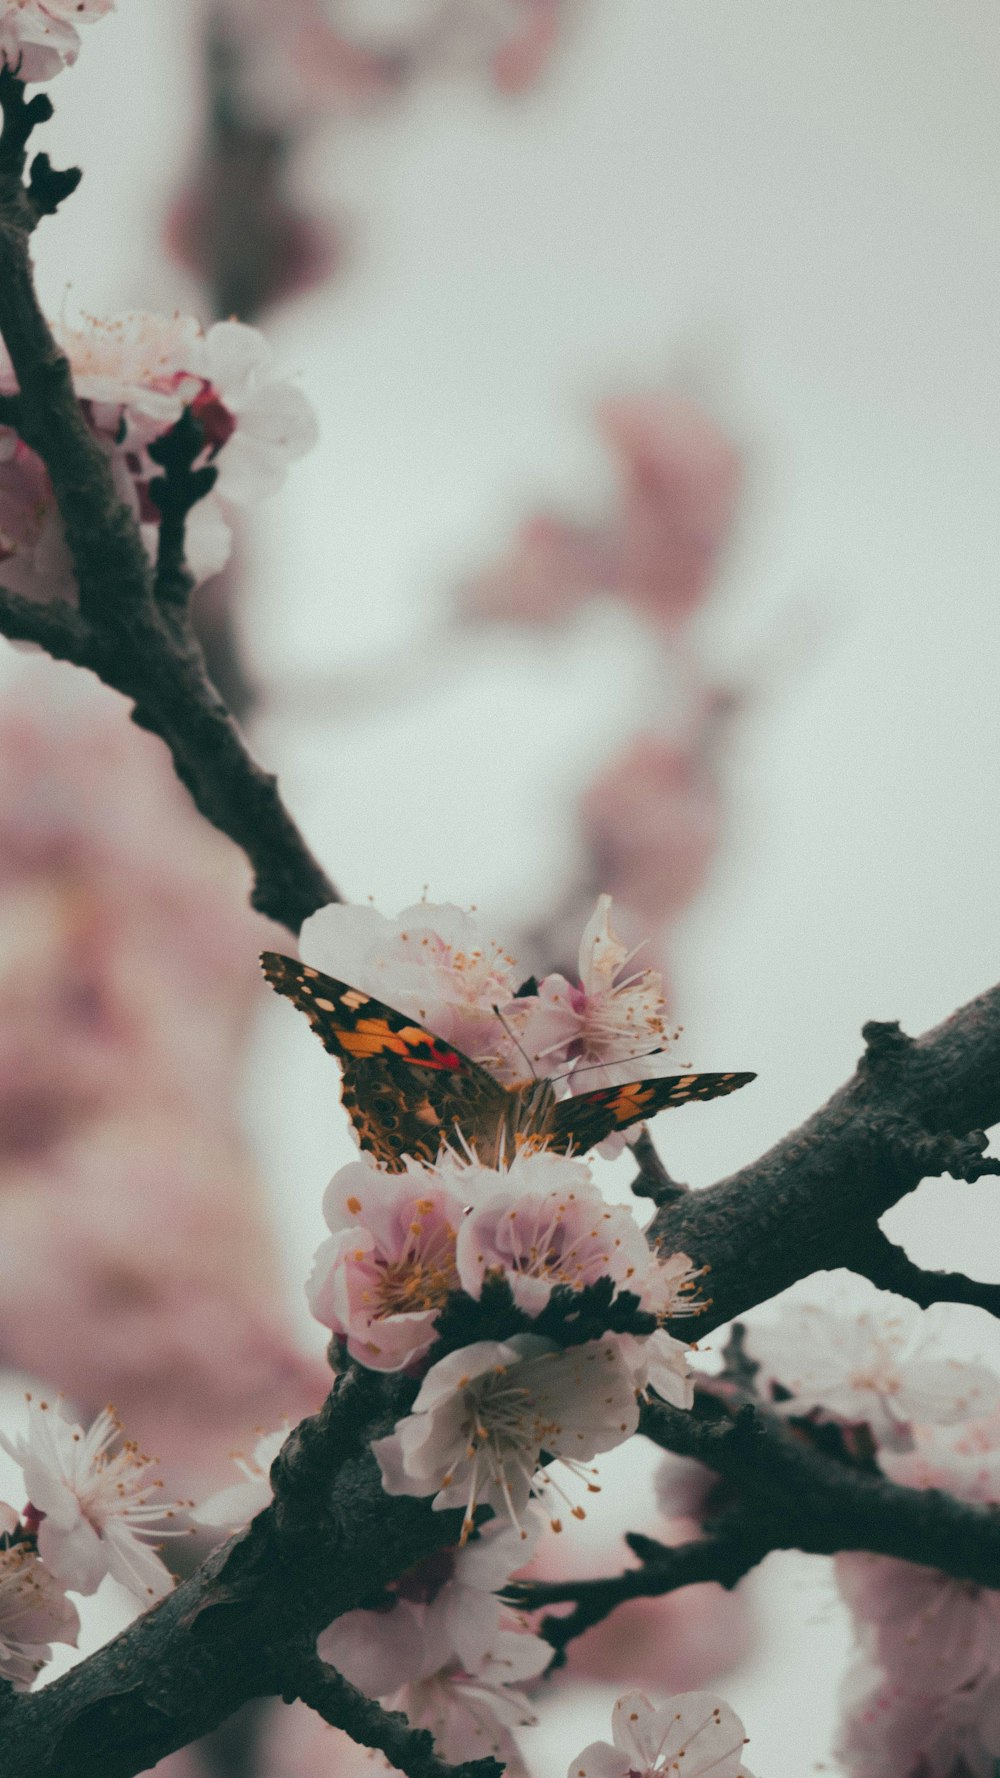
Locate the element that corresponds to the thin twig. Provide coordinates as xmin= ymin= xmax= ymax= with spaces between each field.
xmin=848 ymin=1226 xmax=1000 ymax=1318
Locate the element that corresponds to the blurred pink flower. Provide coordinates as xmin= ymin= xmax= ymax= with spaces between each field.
xmin=579 ymin=726 xmax=723 ymax=930
xmin=0 ymin=668 xmax=326 ymax=1490
xmin=597 ymin=394 xmax=741 ymax=630
xmin=461 ymin=396 xmax=740 ymax=633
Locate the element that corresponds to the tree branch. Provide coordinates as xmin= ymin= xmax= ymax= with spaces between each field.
xmin=0 ymin=74 xmax=339 ymax=933
xmin=653 ymin=988 xmax=1000 ymax=1335
xmin=847 ymin=1226 xmax=1000 ymax=1318
xmin=511 ymin=1535 xmax=763 ymax=1665
xmin=287 ymin=1653 xmax=501 ymax=1778
xmin=641 ymin=1391 xmax=1000 ymax=1585
xmin=630 ymin=1125 xmax=689 ymax=1204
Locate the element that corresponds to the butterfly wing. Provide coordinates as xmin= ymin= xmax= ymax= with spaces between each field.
xmin=260 ymin=951 xmax=512 ymax=1170
xmin=549 ymin=1071 xmax=756 ymax=1155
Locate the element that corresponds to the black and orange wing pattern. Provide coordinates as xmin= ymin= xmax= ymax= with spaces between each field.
xmin=260 ymin=951 xmax=511 ymax=1170
xmin=549 ymin=1070 xmax=757 ymax=1154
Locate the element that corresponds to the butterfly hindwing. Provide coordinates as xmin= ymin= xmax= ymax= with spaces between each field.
xmin=549 ymin=1070 xmax=757 ymax=1153
xmin=260 ymin=952 xmax=511 ymax=1169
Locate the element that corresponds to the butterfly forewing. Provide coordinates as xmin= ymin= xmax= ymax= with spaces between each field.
xmin=549 ymin=1071 xmax=757 ymax=1153
xmin=260 ymin=952 xmax=512 ymax=1169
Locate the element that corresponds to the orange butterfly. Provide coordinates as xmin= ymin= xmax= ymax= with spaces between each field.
xmin=261 ymin=951 xmax=755 ymax=1172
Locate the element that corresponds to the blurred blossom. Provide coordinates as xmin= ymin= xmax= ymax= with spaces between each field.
xmin=210 ymin=0 xmax=567 ymax=131
xmin=579 ymin=718 xmax=725 ymax=935
xmin=461 ymin=395 xmax=740 ymax=633
xmin=0 ymin=666 xmax=325 ymax=1489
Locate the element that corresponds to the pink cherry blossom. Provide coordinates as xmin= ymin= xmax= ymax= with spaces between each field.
xmin=0 ymin=1531 xmax=79 ymax=1690
xmin=514 ymin=895 xmax=676 ymax=1091
xmin=299 ymin=899 xmax=526 ymax=1079
xmin=318 ymin=1513 xmax=550 ymax=1766
xmin=319 ymin=1511 xmax=548 ymax=1696
xmin=191 ymin=1427 xmax=288 ymax=1531
xmin=0 ymin=668 xmax=325 ymax=1500
xmin=0 ymin=1398 xmax=182 ymax=1603
xmin=836 ymin=1662 xmax=1000 ymax=1778
xmin=373 ymin=1333 xmax=640 ymax=1539
xmin=0 ymin=311 xmax=316 ymax=602
xmin=455 ymin=1151 xmax=651 ymax=1313
xmin=570 ymin=1687 xmax=754 ymax=1778
xmin=307 ymin=1158 xmax=464 ymax=1370
xmin=0 ymin=0 xmax=114 ymax=84
xmin=836 ymin=1551 xmax=1000 ymax=1694
xmin=743 ymin=1283 xmax=1000 ymax=1440
xmin=879 ymin=1414 xmax=1000 ymax=1505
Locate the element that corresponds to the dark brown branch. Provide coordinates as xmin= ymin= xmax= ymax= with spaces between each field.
xmin=641 ymin=1391 xmax=1000 ymax=1585
xmin=630 ymin=1125 xmax=689 ymax=1204
xmin=511 ymin=1535 xmax=763 ymax=1664
xmin=287 ymin=1653 xmax=501 ymax=1778
xmin=0 ymin=74 xmax=339 ymax=932
xmin=653 ymin=987 xmax=1000 ymax=1335
xmin=0 ymin=585 xmax=93 ymax=663
xmin=847 ymin=1226 xmax=1000 ymax=1317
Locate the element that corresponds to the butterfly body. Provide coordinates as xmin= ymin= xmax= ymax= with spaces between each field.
xmin=261 ymin=951 xmax=754 ymax=1171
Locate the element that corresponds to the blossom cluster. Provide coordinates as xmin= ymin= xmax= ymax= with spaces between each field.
xmin=744 ymin=1280 xmax=1000 ymax=1776
xmin=300 ymin=891 xmax=683 ymax=1100
xmin=0 ymin=312 xmax=316 ymax=602
xmin=0 ymin=1395 xmax=183 ymax=1689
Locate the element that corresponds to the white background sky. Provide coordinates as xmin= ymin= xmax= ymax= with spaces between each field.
xmin=5 ymin=3 xmax=1000 ymax=1772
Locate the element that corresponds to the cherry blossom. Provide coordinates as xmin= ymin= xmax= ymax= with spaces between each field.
xmin=454 ymin=1151 xmax=651 ymax=1314
xmin=515 ymin=895 xmax=676 ymax=1092
xmin=0 ymin=1398 xmax=182 ymax=1602
xmin=307 ymin=1157 xmax=464 ymax=1370
xmin=836 ymin=1550 xmax=1000 ymax=1694
xmin=0 ymin=0 xmax=114 ymax=84
xmin=373 ymin=1332 xmax=640 ymax=1538
xmin=191 ymin=1427 xmax=288 ymax=1530
xmin=0 ymin=312 xmax=316 ymax=601
xmin=319 ymin=1511 xmax=548 ymax=1696
xmin=0 ymin=1527 xmax=79 ymax=1691
xmin=743 ymin=1282 xmax=1000 ymax=1440
xmin=569 ymin=1688 xmax=754 ymax=1778
xmin=878 ymin=1413 xmax=1000 ymax=1505
xmin=299 ymin=899 xmax=525 ymax=1078
xmin=616 ymin=1330 xmax=694 ymax=1412
xmin=318 ymin=1513 xmax=550 ymax=1765
xmin=836 ymin=1662 xmax=1000 ymax=1778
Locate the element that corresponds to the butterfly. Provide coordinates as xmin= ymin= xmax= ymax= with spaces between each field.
xmin=261 ymin=951 xmax=755 ymax=1172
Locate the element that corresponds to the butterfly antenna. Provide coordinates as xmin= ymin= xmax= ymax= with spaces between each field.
xmin=548 ymin=1044 xmax=671 ymax=1085
xmin=492 ymin=1004 xmax=538 ymax=1080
